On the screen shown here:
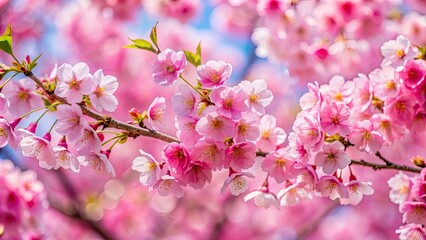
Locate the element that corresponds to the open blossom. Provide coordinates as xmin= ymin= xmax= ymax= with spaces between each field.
xmin=278 ymin=182 xmax=314 ymax=206
xmin=399 ymin=59 xmax=426 ymax=90
xmin=262 ymin=148 xmax=295 ymax=183
xmin=74 ymin=128 xmax=102 ymax=155
xmin=372 ymin=114 xmax=407 ymax=144
xmin=339 ymin=180 xmax=374 ymax=206
xmin=315 ymin=141 xmax=350 ymax=175
xmin=144 ymin=97 xmax=166 ymax=130
xmin=351 ymin=73 xmax=373 ymax=113
xmin=293 ymin=112 xmax=323 ymax=151
xmin=190 ymin=138 xmax=225 ymax=170
xmin=396 ymin=224 xmax=426 ymax=240
xmin=388 ymin=172 xmax=412 ymax=204
xmin=56 ymin=62 xmax=93 ymax=103
xmin=171 ymin=84 xmax=199 ymax=116
xmin=316 ymin=175 xmax=349 ymax=200
xmin=0 ymin=118 xmax=16 ymax=148
xmin=244 ymin=187 xmax=280 ymax=209
xmin=319 ymin=75 xmax=354 ymax=104
xmin=196 ymin=60 xmax=232 ymax=89
xmin=348 ymin=120 xmax=384 ymax=153
xmin=152 ymin=48 xmax=187 ymax=86
xmin=163 ymin=142 xmax=190 ymax=175
xmin=400 ymin=202 xmax=426 ymax=225
xmin=209 ymin=86 xmax=248 ymax=120
xmin=238 ymin=79 xmax=273 ymax=115
xmin=89 ymin=69 xmax=119 ymax=112
xmin=195 ymin=110 xmax=235 ymax=142
xmin=151 ymin=175 xmax=185 ymax=198
xmin=221 ymin=172 xmax=254 ymax=196
xmin=299 ymin=82 xmax=321 ymax=112
xmin=381 ymin=35 xmax=418 ymax=71
xmin=3 ymin=78 xmax=42 ymax=116
xmin=224 ymin=142 xmax=257 ymax=172
xmin=319 ymin=99 xmax=350 ymax=135
xmin=384 ymin=94 xmax=415 ymax=125
xmin=256 ymin=114 xmax=286 ymax=152
xmin=53 ymin=138 xmax=80 ymax=173
xmin=182 ymin=161 xmax=212 ymax=189
xmin=176 ymin=116 xmax=201 ymax=146
xmin=0 ymin=93 xmax=9 ymax=114
xmin=234 ymin=112 xmax=259 ymax=143
xmin=369 ymin=67 xmax=400 ymax=100
xmin=79 ymin=152 xmax=115 ymax=177
xmin=55 ymin=104 xmax=89 ymax=142
xmin=20 ymin=132 xmax=56 ymax=170
xmin=132 ymin=150 xmax=162 ymax=186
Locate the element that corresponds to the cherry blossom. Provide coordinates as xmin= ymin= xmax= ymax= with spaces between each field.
xmin=196 ymin=60 xmax=232 ymax=89
xmin=314 ymin=141 xmax=350 ymax=175
xmin=221 ymin=171 xmax=254 ymax=196
xmin=2 ymin=78 xmax=42 ymax=116
xmin=132 ymin=150 xmax=162 ymax=186
xmin=89 ymin=69 xmax=119 ymax=112
xmin=55 ymin=104 xmax=89 ymax=142
xmin=56 ymin=62 xmax=93 ymax=103
xmin=152 ymin=49 xmax=187 ymax=86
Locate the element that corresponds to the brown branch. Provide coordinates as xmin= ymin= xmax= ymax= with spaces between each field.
xmin=350 ymin=159 xmax=421 ymax=173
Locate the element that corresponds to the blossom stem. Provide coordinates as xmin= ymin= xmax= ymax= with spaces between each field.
xmin=19 ymin=105 xmax=53 ymax=119
xmin=179 ymin=74 xmax=204 ymax=96
xmin=101 ymin=135 xmax=122 ymax=147
xmin=35 ymin=104 xmax=58 ymax=123
xmin=48 ymin=119 xmax=58 ymax=133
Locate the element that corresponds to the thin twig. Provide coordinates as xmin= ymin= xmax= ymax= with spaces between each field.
xmin=351 ymin=159 xmax=421 ymax=173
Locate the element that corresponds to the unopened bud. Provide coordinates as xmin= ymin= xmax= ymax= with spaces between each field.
xmin=411 ymin=155 xmax=425 ymax=168
xmin=129 ymin=108 xmax=144 ymax=122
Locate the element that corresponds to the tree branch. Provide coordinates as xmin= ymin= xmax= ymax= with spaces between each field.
xmin=350 ymin=159 xmax=421 ymax=173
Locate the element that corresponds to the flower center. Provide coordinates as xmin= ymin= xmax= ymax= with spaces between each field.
xmin=395 ymin=49 xmax=405 ymax=59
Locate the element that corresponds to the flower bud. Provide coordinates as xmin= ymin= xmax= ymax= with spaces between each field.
xmin=411 ymin=156 xmax=426 ymax=168
xmin=129 ymin=108 xmax=145 ymax=123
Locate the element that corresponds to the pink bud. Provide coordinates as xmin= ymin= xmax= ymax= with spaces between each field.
xmin=43 ymin=132 xmax=52 ymax=142
xmin=9 ymin=118 xmax=22 ymax=130
xmin=97 ymin=133 xmax=104 ymax=142
xmin=25 ymin=55 xmax=31 ymax=64
xmin=26 ymin=122 xmax=38 ymax=133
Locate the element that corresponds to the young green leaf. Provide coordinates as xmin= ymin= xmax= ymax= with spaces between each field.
xmin=0 ymin=23 xmax=13 ymax=56
xmin=123 ymin=38 xmax=157 ymax=53
xmin=150 ymin=22 xmax=160 ymax=51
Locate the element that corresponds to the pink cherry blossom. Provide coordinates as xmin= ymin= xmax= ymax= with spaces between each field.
xmin=244 ymin=187 xmax=280 ymax=209
xmin=55 ymin=104 xmax=89 ymax=142
xmin=182 ymin=161 xmax=212 ymax=189
xmin=132 ymin=150 xmax=162 ymax=186
xmin=319 ymin=75 xmax=354 ymax=104
xmin=144 ymin=97 xmax=166 ymax=130
xmin=20 ymin=132 xmax=56 ymax=170
xmin=314 ymin=141 xmax=351 ymax=175
xmin=190 ymin=138 xmax=225 ymax=171
xmin=2 ymin=78 xmax=42 ymax=116
xmin=339 ymin=181 xmax=374 ymax=206
xmin=319 ymin=99 xmax=350 ymax=136
xmin=53 ymin=138 xmax=80 ymax=173
xmin=256 ymin=114 xmax=286 ymax=152
xmin=261 ymin=148 xmax=295 ymax=183
xmin=384 ymin=94 xmax=415 ymax=125
xmin=152 ymin=48 xmax=187 ymax=86
xmin=0 ymin=118 xmax=16 ymax=148
xmin=162 ymin=142 xmax=190 ymax=175
xmin=220 ymin=171 xmax=254 ymax=196
xmin=316 ymin=175 xmax=349 ymax=200
xmin=292 ymin=112 xmax=323 ymax=151
xmin=381 ymin=35 xmax=418 ymax=71
xmin=234 ymin=112 xmax=259 ymax=143
xmin=299 ymin=82 xmax=321 ymax=112
xmin=278 ymin=182 xmax=313 ymax=206
xmin=56 ymin=62 xmax=93 ymax=103
xmin=400 ymin=202 xmax=426 ymax=225
xmin=196 ymin=60 xmax=232 ymax=89
xmin=372 ymin=114 xmax=406 ymax=144
xmin=89 ymin=69 xmax=119 ymax=112
xmin=0 ymin=93 xmax=9 ymax=114
xmin=74 ymin=128 xmax=102 ymax=155
xmin=195 ymin=111 xmax=235 ymax=142
xmin=399 ymin=59 xmax=426 ymax=90
xmin=151 ymin=175 xmax=185 ymax=198
xmin=388 ymin=171 xmax=412 ymax=204
xmin=348 ymin=120 xmax=384 ymax=153
xmin=238 ymin=79 xmax=273 ymax=115
xmin=78 ymin=151 xmax=115 ymax=177
xmin=369 ymin=67 xmax=400 ymax=100
xmin=171 ymin=84 xmax=199 ymax=116
xmin=351 ymin=73 xmax=373 ymax=113
xmin=396 ymin=224 xmax=426 ymax=240
xmin=224 ymin=142 xmax=257 ymax=172
xmin=209 ymin=86 xmax=248 ymax=120
xmin=175 ymin=116 xmax=201 ymax=146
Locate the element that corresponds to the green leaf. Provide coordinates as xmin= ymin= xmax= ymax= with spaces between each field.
xmin=29 ymin=52 xmax=43 ymax=71
xmin=123 ymin=38 xmax=157 ymax=53
xmin=183 ymin=42 xmax=202 ymax=67
xmin=196 ymin=41 xmax=202 ymax=59
xmin=150 ymin=22 xmax=159 ymax=51
xmin=0 ymin=23 xmax=13 ymax=56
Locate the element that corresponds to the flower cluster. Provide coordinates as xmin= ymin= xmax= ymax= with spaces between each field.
xmin=0 ymin=160 xmax=48 ymax=239
xmin=388 ymin=169 xmax=426 ymax=239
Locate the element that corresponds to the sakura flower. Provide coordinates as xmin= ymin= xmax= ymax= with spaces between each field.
xmin=190 ymin=138 xmax=225 ymax=170
xmin=0 ymin=118 xmax=16 ymax=148
xmin=369 ymin=67 xmax=400 ymax=100
xmin=152 ymin=49 xmax=187 ymax=86
xmin=55 ymin=104 xmax=89 ymax=142
xmin=74 ymin=128 xmax=102 ymax=155
xmin=151 ymin=175 xmax=185 ymax=198
xmin=256 ymin=0 xmax=286 ymax=16
xmin=195 ymin=111 xmax=235 ymax=142
xmin=162 ymin=142 xmax=190 ymax=175
xmin=78 ymin=152 xmax=115 ymax=177
xmin=399 ymin=59 xmax=426 ymax=90
xmin=224 ymin=142 xmax=257 ymax=172
xmin=244 ymin=187 xmax=280 ymax=209
xmin=234 ymin=112 xmax=259 ymax=143
xmin=196 ymin=60 xmax=232 ymax=89
xmin=384 ymin=94 xmax=415 ymax=125
xmin=396 ymin=224 xmax=426 ymax=240
xmin=339 ymin=180 xmax=374 ymax=206
xmin=171 ymin=84 xmax=199 ymax=116
xmin=0 ymin=93 xmax=9 ymax=114
xmin=388 ymin=171 xmax=412 ymax=204
xmin=182 ymin=161 xmax=212 ymax=189
xmin=278 ymin=182 xmax=313 ymax=206
xmin=238 ymin=79 xmax=273 ymax=115
xmin=221 ymin=171 xmax=254 ymax=196
xmin=256 ymin=114 xmax=286 ymax=152
xmin=319 ymin=75 xmax=354 ymax=104
xmin=20 ymin=132 xmax=56 ymax=170
xmin=316 ymin=175 xmax=349 ymax=200
xmin=372 ymin=114 xmax=406 ymax=144
xmin=294 ymin=163 xmax=318 ymax=190
xmin=89 ymin=69 xmax=118 ymax=112
xmin=56 ymin=62 xmax=93 ymax=103
xmin=400 ymin=202 xmax=426 ymax=225
xmin=132 ymin=150 xmax=162 ymax=186
xmin=299 ymin=82 xmax=321 ymax=112
xmin=3 ymin=78 xmax=42 ymax=116
xmin=319 ymin=99 xmax=350 ymax=135
xmin=176 ymin=116 xmax=201 ymax=146
xmin=53 ymin=138 xmax=80 ymax=173
xmin=209 ymin=86 xmax=248 ymax=120
xmin=381 ymin=35 xmax=418 ymax=71
xmin=314 ymin=141 xmax=351 ymax=175
xmin=292 ymin=112 xmax=323 ymax=151
xmin=144 ymin=97 xmax=166 ymax=130
xmin=348 ymin=120 xmax=384 ymax=153
xmin=261 ymin=148 xmax=296 ymax=183
xmin=351 ymin=73 xmax=373 ymax=112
